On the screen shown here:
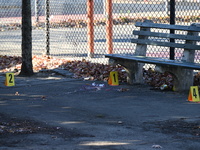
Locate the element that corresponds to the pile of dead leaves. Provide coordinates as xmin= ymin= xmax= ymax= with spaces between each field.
xmin=1 ymin=55 xmax=200 ymax=90
xmin=59 ymin=59 xmax=127 ymax=82
xmin=0 ymin=55 xmax=127 ymax=83
xmin=143 ymin=68 xmax=174 ymax=90
xmin=0 ymin=55 xmax=22 ymax=71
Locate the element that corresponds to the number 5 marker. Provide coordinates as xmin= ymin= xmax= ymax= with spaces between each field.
xmin=5 ymin=73 xmax=15 ymax=86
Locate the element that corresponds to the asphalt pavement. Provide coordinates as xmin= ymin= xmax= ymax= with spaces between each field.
xmin=0 ymin=72 xmax=200 ymax=150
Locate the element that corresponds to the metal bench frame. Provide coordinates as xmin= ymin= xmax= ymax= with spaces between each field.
xmin=105 ymin=20 xmax=200 ymax=91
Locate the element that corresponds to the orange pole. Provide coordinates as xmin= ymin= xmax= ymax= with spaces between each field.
xmin=87 ymin=0 xmax=94 ymax=57
xmin=106 ymin=0 xmax=113 ymax=54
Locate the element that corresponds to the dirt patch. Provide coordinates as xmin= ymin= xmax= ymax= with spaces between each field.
xmin=0 ymin=113 xmax=91 ymax=148
xmin=143 ymin=119 xmax=200 ymax=139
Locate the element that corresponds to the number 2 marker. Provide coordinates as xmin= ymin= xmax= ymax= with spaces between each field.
xmin=5 ymin=73 xmax=15 ymax=86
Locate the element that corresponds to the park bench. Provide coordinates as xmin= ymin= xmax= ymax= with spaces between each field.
xmin=105 ymin=20 xmax=200 ymax=91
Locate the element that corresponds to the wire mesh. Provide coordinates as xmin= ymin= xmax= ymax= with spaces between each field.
xmin=0 ymin=0 xmax=200 ymax=64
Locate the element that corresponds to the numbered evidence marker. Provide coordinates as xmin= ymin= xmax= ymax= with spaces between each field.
xmin=108 ymin=71 xmax=119 ymax=86
xmin=188 ymin=86 xmax=200 ymax=102
xmin=5 ymin=73 xmax=15 ymax=86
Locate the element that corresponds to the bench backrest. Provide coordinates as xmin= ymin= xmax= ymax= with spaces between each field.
xmin=132 ymin=20 xmax=200 ymax=62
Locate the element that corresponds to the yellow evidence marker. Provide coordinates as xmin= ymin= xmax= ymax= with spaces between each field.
xmin=188 ymin=86 xmax=200 ymax=102
xmin=5 ymin=73 xmax=15 ymax=86
xmin=108 ymin=71 xmax=119 ymax=86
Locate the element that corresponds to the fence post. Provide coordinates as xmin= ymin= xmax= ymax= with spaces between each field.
xmin=87 ymin=0 xmax=94 ymax=58
xmin=35 ymin=0 xmax=39 ymax=23
xmin=170 ymin=0 xmax=175 ymax=60
xmin=45 ymin=0 xmax=50 ymax=56
xmin=106 ymin=0 xmax=113 ymax=54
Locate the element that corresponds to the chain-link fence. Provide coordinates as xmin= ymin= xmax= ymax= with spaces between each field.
xmin=0 ymin=0 xmax=200 ymax=64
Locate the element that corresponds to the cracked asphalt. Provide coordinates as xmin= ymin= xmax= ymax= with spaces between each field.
xmin=0 ymin=72 xmax=200 ymax=150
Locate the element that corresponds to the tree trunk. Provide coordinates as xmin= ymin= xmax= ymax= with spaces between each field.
xmin=19 ymin=0 xmax=34 ymax=76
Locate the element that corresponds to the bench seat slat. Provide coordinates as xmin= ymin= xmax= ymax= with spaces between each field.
xmin=133 ymin=30 xmax=200 ymax=41
xmin=135 ymin=22 xmax=200 ymax=32
xmin=131 ymin=39 xmax=200 ymax=50
xmin=105 ymin=54 xmax=200 ymax=70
